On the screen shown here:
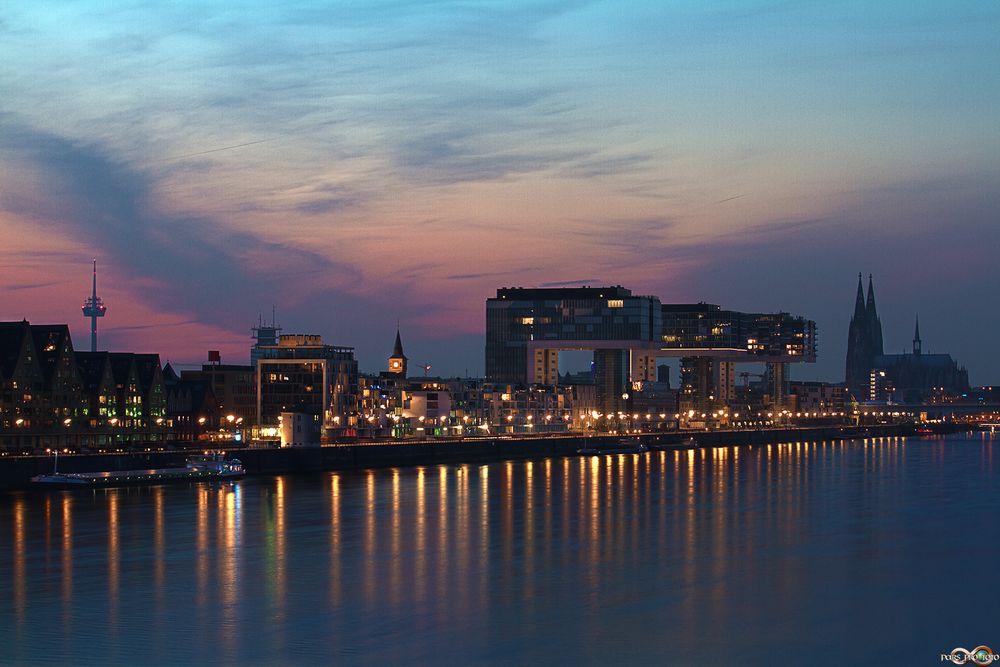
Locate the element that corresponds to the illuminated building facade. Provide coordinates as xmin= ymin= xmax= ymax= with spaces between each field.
xmin=1 ymin=321 xmax=46 ymax=443
xmin=789 ymin=381 xmax=847 ymax=413
xmin=486 ymin=287 xmax=817 ymax=414
xmin=163 ymin=363 xmax=219 ymax=442
xmin=486 ymin=286 xmax=662 ymax=412
xmin=76 ymin=352 xmax=119 ymax=430
xmin=181 ymin=363 xmax=255 ymax=425
xmin=0 ymin=320 xmax=166 ymax=451
xmin=255 ymin=333 xmax=359 ymax=436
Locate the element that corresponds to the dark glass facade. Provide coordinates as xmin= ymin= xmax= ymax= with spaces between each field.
xmin=662 ymin=303 xmax=817 ymax=361
xmin=486 ymin=286 xmax=662 ymax=384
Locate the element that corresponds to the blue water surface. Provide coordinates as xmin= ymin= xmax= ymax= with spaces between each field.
xmin=2 ymin=433 xmax=997 ymax=666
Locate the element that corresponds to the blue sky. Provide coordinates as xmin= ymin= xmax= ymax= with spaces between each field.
xmin=1 ymin=1 xmax=998 ymax=382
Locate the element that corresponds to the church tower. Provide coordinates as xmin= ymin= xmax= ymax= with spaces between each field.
xmin=865 ymin=274 xmax=884 ymax=356
xmin=388 ymin=328 xmax=408 ymax=377
xmin=913 ymin=316 xmax=922 ymax=356
xmin=845 ymin=274 xmax=870 ymax=399
xmin=845 ymin=273 xmax=887 ymax=401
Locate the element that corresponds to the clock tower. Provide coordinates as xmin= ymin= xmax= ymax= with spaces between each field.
xmin=388 ymin=329 xmax=408 ymax=377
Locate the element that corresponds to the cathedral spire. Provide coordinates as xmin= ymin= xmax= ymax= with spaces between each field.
xmin=865 ymin=274 xmax=878 ymax=319
xmin=865 ymin=274 xmax=884 ymax=356
xmin=853 ymin=273 xmax=866 ymax=321
xmin=913 ymin=316 xmax=922 ymax=355
xmin=846 ymin=273 xmax=871 ymax=398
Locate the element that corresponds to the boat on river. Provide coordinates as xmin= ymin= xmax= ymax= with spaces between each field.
xmin=31 ymin=451 xmax=245 ymax=487
xmin=649 ymin=435 xmax=698 ymax=450
xmin=578 ymin=437 xmax=648 ymax=455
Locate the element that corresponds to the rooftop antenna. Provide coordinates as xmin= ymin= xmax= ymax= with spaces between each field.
xmin=81 ymin=259 xmax=107 ymax=352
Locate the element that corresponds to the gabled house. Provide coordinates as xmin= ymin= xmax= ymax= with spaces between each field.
xmin=135 ymin=353 xmax=167 ymax=441
xmin=75 ymin=351 xmax=119 ymax=441
xmin=164 ymin=362 xmax=219 ymax=442
xmin=30 ymin=324 xmax=86 ymax=429
xmin=0 ymin=321 xmax=44 ymax=433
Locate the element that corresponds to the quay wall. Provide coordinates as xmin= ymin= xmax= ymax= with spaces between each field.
xmin=0 ymin=424 xmax=921 ymax=490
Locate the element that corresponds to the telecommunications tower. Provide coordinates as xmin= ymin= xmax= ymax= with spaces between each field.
xmin=81 ymin=259 xmax=107 ymax=352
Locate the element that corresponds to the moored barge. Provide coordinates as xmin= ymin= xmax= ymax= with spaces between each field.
xmin=31 ymin=452 xmax=245 ymax=487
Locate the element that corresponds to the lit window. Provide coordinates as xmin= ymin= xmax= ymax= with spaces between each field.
xmin=607 ymin=300 xmax=624 ymax=308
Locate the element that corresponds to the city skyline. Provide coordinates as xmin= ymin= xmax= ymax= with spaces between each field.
xmin=0 ymin=272 xmax=980 ymax=387
xmin=1 ymin=2 xmax=998 ymax=382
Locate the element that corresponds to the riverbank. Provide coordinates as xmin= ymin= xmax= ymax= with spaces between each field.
xmin=0 ymin=423 xmax=940 ymax=491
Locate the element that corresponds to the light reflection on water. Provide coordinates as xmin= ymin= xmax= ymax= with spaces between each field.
xmin=1 ymin=434 xmax=999 ymax=666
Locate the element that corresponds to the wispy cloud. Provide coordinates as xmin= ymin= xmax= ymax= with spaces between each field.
xmin=540 ymin=279 xmax=599 ymax=287
xmin=446 ymin=269 xmax=540 ymax=281
xmin=1 ymin=0 xmax=999 ymax=379
xmin=0 ymin=116 xmax=364 ymax=327
xmin=3 ymin=281 xmax=61 ymax=291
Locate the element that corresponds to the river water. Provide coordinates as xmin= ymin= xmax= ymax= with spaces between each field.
xmin=2 ymin=432 xmax=998 ymax=666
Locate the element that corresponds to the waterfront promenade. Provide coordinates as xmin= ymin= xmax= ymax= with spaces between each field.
xmin=0 ymin=424 xmax=922 ymax=490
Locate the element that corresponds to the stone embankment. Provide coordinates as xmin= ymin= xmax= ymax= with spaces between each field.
xmin=0 ymin=423 xmax=929 ymax=490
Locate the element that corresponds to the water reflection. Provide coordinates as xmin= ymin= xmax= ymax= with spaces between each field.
xmin=415 ymin=467 xmax=426 ymax=603
xmin=13 ymin=497 xmax=25 ymax=631
xmin=364 ymin=471 xmax=376 ymax=609
xmin=523 ymin=460 xmax=534 ymax=604
xmin=478 ymin=465 xmax=488 ymax=605
xmin=107 ymin=492 xmax=119 ymax=639
xmin=2 ymin=434 xmax=996 ymax=666
xmin=455 ymin=465 xmax=470 ymax=618
xmin=329 ymin=474 xmax=341 ymax=607
xmin=588 ymin=455 xmax=600 ymax=594
xmin=272 ymin=477 xmax=286 ymax=626
xmin=436 ymin=465 xmax=448 ymax=622
xmin=61 ymin=494 xmax=73 ymax=632
xmin=153 ymin=486 xmax=165 ymax=599
xmin=220 ymin=485 xmax=240 ymax=656
xmin=196 ymin=486 xmax=209 ymax=610
xmin=390 ymin=469 xmax=402 ymax=609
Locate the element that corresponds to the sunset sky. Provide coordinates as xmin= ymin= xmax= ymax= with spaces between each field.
xmin=1 ymin=1 xmax=998 ymax=382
